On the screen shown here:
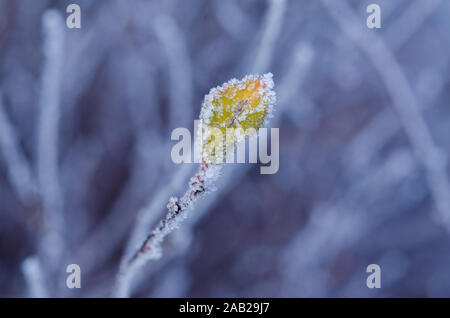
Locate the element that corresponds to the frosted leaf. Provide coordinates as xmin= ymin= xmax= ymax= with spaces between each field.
xmin=199 ymin=73 xmax=276 ymax=164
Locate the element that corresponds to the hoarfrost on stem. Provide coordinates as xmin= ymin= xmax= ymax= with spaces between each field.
xmin=115 ymin=73 xmax=276 ymax=297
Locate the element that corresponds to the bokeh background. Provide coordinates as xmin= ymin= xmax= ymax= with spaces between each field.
xmin=1 ymin=0 xmax=450 ymax=297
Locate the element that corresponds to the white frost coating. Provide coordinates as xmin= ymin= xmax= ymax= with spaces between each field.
xmin=140 ymin=164 xmax=221 ymax=263
xmin=37 ymin=9 xmax=66 ymax=270
xmin=115 ymin=163 xmax=222 ymax=297
xmin=200 ymin=72 xmax=275 ymax=127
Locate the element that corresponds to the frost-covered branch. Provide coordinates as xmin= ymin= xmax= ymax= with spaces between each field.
xmin=126 ymin=44 xmax=316 ymax=294
xmin=35 ymin=9 xmax=66 ymax=285
xmin=0 ymin=90 xmax=37 ymax=205
xmin=252 ymin=0 xmax=287 ymax=73
xmin=123 ymin=164 xmax=194 ymax=259
xmin=385 ymin=0 xmax=441 ymax=51
xmin=38 ymin=10 xmax=64 ymax=220
xmin=115 ymin=73 xmax=276 ymax=297
xmin=115 ymin=163 xmax=221 ymax=297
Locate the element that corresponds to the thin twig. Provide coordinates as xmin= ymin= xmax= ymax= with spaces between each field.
xmin=0 ymin=90 xmax=37 ymax=205
xmin=35 ymin=9 xmax=66 ymax=294
xmin=115 ymin=1 xmax=289 ymax=296
xmin=115 ymin=163 xmax=220 ymax=297
xmin=123 ymin=164 xmax=194 ymax=259
xmin=129 ymin=42 xmax=317 ymax=295
xmin=252 ymin=0 xmax=287 ymax=73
